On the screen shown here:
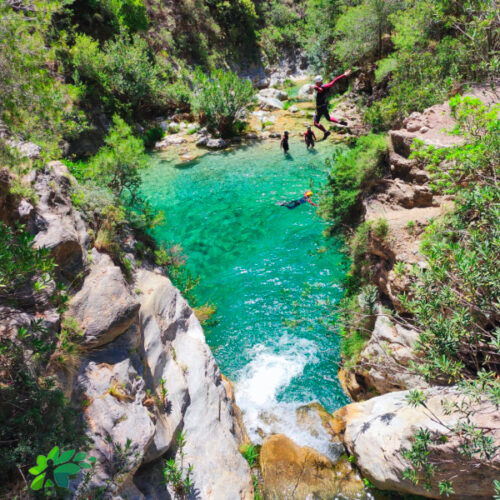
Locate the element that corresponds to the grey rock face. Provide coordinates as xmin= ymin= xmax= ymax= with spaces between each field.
xmin=68 ymin=250 xmax=140 ymax=347
xmin=135 ymin=271 xmax=254 ymax=500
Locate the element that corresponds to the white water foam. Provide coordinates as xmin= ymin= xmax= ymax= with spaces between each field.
xmin=234 ymin=337 xmax=342 ymax=460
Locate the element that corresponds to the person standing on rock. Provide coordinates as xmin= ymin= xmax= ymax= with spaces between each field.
xmin=280 ymin=130 xmax=290 ymax=155
xmin=304 ymin=126 xmax=317 ymax=149
xmin=313 ymin=69 xmax=351 ymax=140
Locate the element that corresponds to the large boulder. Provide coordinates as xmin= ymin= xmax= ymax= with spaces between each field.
xmin=260 ymin=434 xmax=365 ymax=500
xmin=257 ymin=95 xmax=284 ymax=111
xmin=354 ymin=313 xmax=429 ymax=397
xmin=298 ymin=83 xmax=315 ymax=101
xmin=206 ymin=138 xmax=228 ymax=149
xmin=68 ymin=250 xmax=140 ymax=347
xmin=339 ymin=388 xmax=500 ymax=499
xmin=258 ymin=88 xmax=288 ymax=101
xmin=135 ymin=270 xmax=253 ymax=499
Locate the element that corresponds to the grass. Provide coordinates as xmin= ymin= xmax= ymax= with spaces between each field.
xmin=240 ymin=443 xmax=259 ymax=468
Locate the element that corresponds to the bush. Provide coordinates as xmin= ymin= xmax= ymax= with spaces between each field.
xmin=191 ymin=67 xmax=256 ymax=137
xmin=71 ymin=32 xmax=187 ymax=117
xmin=319 ymin=134 xmax=389 ymax=229
xmin=0 ymin=224 xmax=87 ymax=491
xmin=0 ymin=1 xmax=85 ymax=160
xmin=400 ymin=98 xmax=500 ymax=382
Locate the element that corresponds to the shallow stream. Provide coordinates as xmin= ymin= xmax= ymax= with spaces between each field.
xmin=141 ymin=140 xmax=349 ymax=457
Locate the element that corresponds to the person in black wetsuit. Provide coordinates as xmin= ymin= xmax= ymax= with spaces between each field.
xmin=280 ymin=131 xmax=290 ymax=155
xmin=304 ymin=126 xmax=317 ymax=149
xmin=313 ymin=69 xmax=351 ymax=140
xmin=279 ymin=190 xmax=318 ymax=209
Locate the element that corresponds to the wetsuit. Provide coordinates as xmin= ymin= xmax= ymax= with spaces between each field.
xmin=281 ymin=134 xmax=289 ymax=153
xmin=314 ymin=73 xmax=347 ymax=133
xmin=280 ymin=193 xmax=318 ymax=209
xmin=304 ymin=129 xmax=317 ymax=148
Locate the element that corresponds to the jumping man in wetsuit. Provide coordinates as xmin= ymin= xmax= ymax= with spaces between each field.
xmin=280 ymin=131 xmax=290 ymax=155
xmin=279 ymin=190 xmax=318 ymax=209
xmin=314 ymin=69 xmax=351 ymax=140
xmin=304 ymin=126 xmax=317 ymax=149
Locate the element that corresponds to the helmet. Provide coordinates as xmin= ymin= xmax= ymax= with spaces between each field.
xmin=314 ymin=75 xmax=323 ymax=84
xmin=305 ymin=190 xmax=313 ymax=197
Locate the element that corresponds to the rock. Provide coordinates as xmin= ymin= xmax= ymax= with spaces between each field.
xmin=298 ymin=83 xmax=315 ymax=101
xmin=260 ymin=434 xmax=365 ymax=500
xmin=6 ymin=139 xmax=42 ymax=159
xmin=198 ymin=127 xmax=208 ymax=135
xmin=411 ymin=168 xmax=430 ymax=184
xmin=288 ymin=105 xmax=299 ymax=113
xmin=413 ymin=185 xmax=434 ymax=206
xmin=77 ymin=327 xmax=155 ymax=493
xmin=390 ymin=151 xmax=416 ymax=179
xmin=206 ymin=138 xmax=228 ymax=149
xmin=196 ymin=136 xmax=209 ymax=147
xmin=247 ymin=133 xmax=259 ymax=140
xmin=255 ymin=77 xmax=270 ymax=89
xmin=268 ymin=132 xmax=281 ymax=139
xmin=257 ymin=95 xmax=284 ymax=111
xmin=135 ymin=270 xmax=253 ymax=499
xmin=390 ymin=129 xmax=417 ymax=158
xmin=154 ymin=134 xmax=186 ymax=149
xmin=258 ymin=88 xmax=288 ymax=101
xmin=341 ymin=387 xmax=500 ymax=498
xmin=386 ymin=179 xmax=433 ymax=208
xmin=17 ymin=199 xmax=34 ymax=219
xmin=68 ymin=250 xmax=140 ymax=347
xmin=355 ymin=313 xmax=429 ymax=396
xmin=32 ymin=162 xmax=89 ymax=280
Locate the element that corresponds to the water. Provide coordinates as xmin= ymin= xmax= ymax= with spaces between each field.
xmin=141 ymin=141 xmax=350 ymax=456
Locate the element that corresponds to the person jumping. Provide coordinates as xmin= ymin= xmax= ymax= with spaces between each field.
xmin=280 ymin=131 xmax=290 ymax=155
xmin=304 ymin=126 xmax=317 ymax=149
xmin=279 ymin=190 xmax=318 ymax=209
xmin=313 ymin=69 xmax=352 ymax=140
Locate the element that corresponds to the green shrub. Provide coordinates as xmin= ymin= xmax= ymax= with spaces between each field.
xmin=319 ymin=134 xmax=389 ymax=229
xmin=0 ymin=224 xmax=87 ymax=491
xmin=142 ymin=126 xmax=164 ymax=148
xmin=372 ymin=218 xmax=389 ymax=240
xmin=191 ymin=67 xmax=256 ymax=137
xmin=240 ymin=443 xmax=259 ymax=468
xmin=401 ymin=98 xmax=500 ymax=382
xmin=0 ymin=1 xmax=85 ymax=160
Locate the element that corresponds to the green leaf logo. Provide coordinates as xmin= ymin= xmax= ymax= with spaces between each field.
xmin=29 ymin=446 xmax=97 ymax=492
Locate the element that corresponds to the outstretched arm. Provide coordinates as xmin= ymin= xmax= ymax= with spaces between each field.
xmin=307 ymin=198 xmax=318 ymax=207
xmin=323 ymin=69 xmax=352 ymax=90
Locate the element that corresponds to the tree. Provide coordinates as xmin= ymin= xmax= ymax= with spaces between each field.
xmin=191 ymin=67 xmax=256 ymax=137
xmin=86 ymin=115 xmax=147 ymax=199
xmin=334 ymin=0 xmax=403 ymax=66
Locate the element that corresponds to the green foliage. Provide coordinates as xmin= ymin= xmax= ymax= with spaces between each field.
xmin=319 ymin=135 xmax=389 ymax=229
xmin=240 ymin=443 xmax=259 ymax=468
xmin=191 ymin=67 xmax=256 ymax=137
xmin=334 ymin=0 xmax=403 ymax=66
xmin=363 ymin=0 xmax=500 ymax=129
xmin=163 ymin=432 xmax=193 ymax=498
xmin=0 ymin=1 xmax=85 ymax=160
xmin=71 ymin=32 xmax=189 ymax=117
xmin=0 ymin=225 xmax=88 ymax=492
xmin=402 ymin=374 xmax=500 ymax=494
xmin=402 ymin=99 xmax=500 ymax=382
xmin=372 ymin=218 xmax=388 ymax=240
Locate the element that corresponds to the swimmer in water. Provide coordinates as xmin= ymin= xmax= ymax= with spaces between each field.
xmin=279 ymin=190 xmax=318 ymax=209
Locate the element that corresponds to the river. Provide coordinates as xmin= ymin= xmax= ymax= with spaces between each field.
xmin=141 ymin=140 xmax=349 ymax=458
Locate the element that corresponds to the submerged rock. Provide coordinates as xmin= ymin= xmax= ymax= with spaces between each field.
xmin=260 ymin=434 xmax=365 ymax=500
